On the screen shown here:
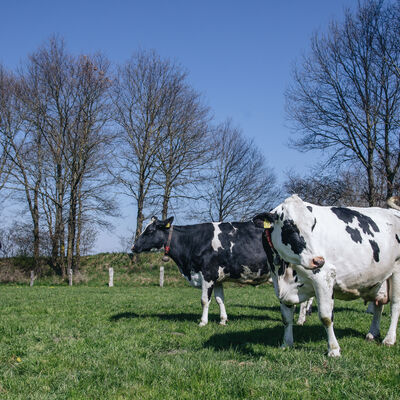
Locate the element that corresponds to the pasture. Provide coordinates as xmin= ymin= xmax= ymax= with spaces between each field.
xmin=0 ymin=260 xmax=399 ymax=399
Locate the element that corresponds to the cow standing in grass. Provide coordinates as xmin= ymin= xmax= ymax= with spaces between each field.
xmin=253 ymin=194 xmax=400 ymax=357
xmin=132 ymin=216 xmax=313 ymax=326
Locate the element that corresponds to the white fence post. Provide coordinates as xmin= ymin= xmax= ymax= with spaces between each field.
xmin=159 ymin=266 xmax=164 ymax=287
xmin=109 ymin=267 xmax=114 ymax=287
xmin=68 ymin=268 xmax=73 ymax=286
xmin=30 ymin=270 xmax=35 ymax=287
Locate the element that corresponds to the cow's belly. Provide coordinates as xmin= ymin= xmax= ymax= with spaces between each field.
xmin=177 ymin=266 xmax=203 ymax=288
xmin=332 ymin=258 xmax=398 ymax=300
xmin=217 ymin=265 xmax=270 ymax=285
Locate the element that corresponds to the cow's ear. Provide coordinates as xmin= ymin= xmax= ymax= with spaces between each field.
xmin=252 ymin=213 xmax=277 ymax=228
xmin=157 ymin=216 xmax=174 ymax=229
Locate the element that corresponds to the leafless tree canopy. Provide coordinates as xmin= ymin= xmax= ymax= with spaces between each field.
xmin=112 ymin=50 xmax=212 ymax=237
xmin=286 ymin=0 xmax=400 ymax=205
xmin=0 ymin=37 xmax=117 ymax=274
xmin=197 ymin=120 xmax=281 ymax=222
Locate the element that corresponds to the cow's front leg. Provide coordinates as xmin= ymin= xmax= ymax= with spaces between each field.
xmin=383 ymin=273 xmax=400 ymax=346
xmin=280 ymin=302 xmax=295 ymax=348
xmin=313 ymin=283 xmax=340 ymax=357
xmin=199 ymin=279 xmax=214 ymax=327
xmin=214 ymin=283 xmax=228 ymax=325
xmin=312 ymin=266 xmax=340 ymax=357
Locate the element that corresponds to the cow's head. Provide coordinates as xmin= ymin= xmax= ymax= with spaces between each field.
xmin=253 ymin=195 xmax=324 ymax=269
xmin=131 ymin=216 xmax=174 ymax=253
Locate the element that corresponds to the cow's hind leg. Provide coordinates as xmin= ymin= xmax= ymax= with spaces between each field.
xmin=280 ymin=302 xmax=295 ymax=348
xmin=199 ymin=279 xmax=214 ymax=327
xmin=214 ymin=284 xmax=228 ymax=325
xmin=383 ymin=273 xmax=400 ymax=346
xmin=297 ymin=297 xmax=313 ymax=326
xmin=366 ymin=303 xmax=383 ymax=341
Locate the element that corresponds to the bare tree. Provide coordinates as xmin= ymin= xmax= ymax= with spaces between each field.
xmin=1 ymin=64 xmax=45 ymax=269
xmin=286 ymin=0 xmax=400 ymax=205
xmin=0 ymin=66 xmax=15 ymax=193
xmin=64 ymin=53 xmax=114 ymax=272
xmin=373 ymin=2 xmax=400 ymax=199
xmin=19 ymin=37 xmax=75 ymax=275
xmin=154 ymin=79 xmax=212 ymax=219
xmin=199 ymin=120 xmax=281 ymax=222
xmin=284 ymin=167 xmax=370 ymax=206
xmin=112 ymin=50 xmax=181 ymax=238
xmin=3 ymin=37 xmax=116 ymax=276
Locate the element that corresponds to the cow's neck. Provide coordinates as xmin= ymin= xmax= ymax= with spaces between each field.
xmin=163 ymin=225 xmax=192 ymax=268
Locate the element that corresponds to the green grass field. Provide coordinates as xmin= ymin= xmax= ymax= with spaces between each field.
xmin=1 ymin=271 xmax=400 ymax=400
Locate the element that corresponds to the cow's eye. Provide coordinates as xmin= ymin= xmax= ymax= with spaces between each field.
xmin=144 ymin=226 xmax=155 ymax=235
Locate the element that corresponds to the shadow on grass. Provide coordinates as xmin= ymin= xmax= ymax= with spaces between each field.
xmin=230 ymin=304 xmax=280 ymax=312
xmin=110 ymin=310 xmax=281 ymax=323
xmin=203 ymin=324 xmax=362 ymax=356
xmin=230 ymin=303 xmax=364 ymax=314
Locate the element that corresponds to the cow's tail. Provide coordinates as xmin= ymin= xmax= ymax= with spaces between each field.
xmin=387 ymin=196 xmax=400 ymax=211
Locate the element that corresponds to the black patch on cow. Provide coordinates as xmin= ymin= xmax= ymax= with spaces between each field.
xmin=281 ymin=219 xmax=307 ymax=255
xmin=207 ymin=286 xmax=214 ymax=300
xmin=396 ymin=234 xmax=400 ymax=244
xmin=280 ymin=213 xmax=284 ymax=221
xmin=311 ymin=218 xmax=317 ymax=232
xmin=331 ymin=310 xmax=334 ymax=322
xmin=298 ymin=283 xmax=304 ymax=288
xmin=369 ymin=240 xmax=380 ymax=262
xmin=278 ymin=262 xmax=286 ymax=276
xmin=307 ymin=206 xmax=313 ymax=213
xmin=345 ymin=226 xmax=362 ymax=243
xmin=331 ymin=207 xmax=380 ymax=236
xmin=312 ymin=268 xmax=321 ymax=275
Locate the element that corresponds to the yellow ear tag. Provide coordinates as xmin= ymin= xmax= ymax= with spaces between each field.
xmin=263 ymin=221 xmax=271 ymax=229
xmin=165 ymin=223 xmax=170 ymax=228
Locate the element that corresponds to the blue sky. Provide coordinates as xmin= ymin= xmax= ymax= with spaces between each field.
xmin=0 ymin=0 xmax=356 ymax=251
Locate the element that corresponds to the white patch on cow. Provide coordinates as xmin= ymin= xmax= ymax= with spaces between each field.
xmin=176 ymin=266 xmax=203 ymax=288
xmin=230 ymin=242 xmax=235 ymax=252
xmin=199 ymin=275 xmax=215 ymax=326
xmin=139 ymin=220 xmax=153 ymax=236
xmin=229 ymin=224 xmax=238 ymax=235
xmin=217 ymin=266 xmax=230 ymax=282
xmin=189 ymin=271 xmax=203 ymax=288
xmin=211 ymin=223 xmax=224 ymax=251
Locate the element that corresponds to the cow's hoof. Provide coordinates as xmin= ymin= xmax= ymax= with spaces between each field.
xmin=219 ymin=320 xmax=228 ymax=326
xmin=199 ymin=321 xmax=207 ymax=327
xmin=365 ymin=332 xmax=379 ymax=342
xmin=297 ymin=319 xmax=305 ymax=326
xmin=382 ymin=337 xmax=395 ymax=346
xmin=327 ymin=348 xmax=341 ymax=357
xmin=280 ymin=343 xmax=293 ymax=350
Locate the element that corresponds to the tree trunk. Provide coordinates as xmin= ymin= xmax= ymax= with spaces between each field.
xmin=66 ymin=182 xmax=77 ymax=277
xmin=135 ymin=181 xmax=145 ymax=239
xmin=75 ymin=182 xmax=82 ymax=270
xmin=161 ymin=180 xmax=171 ymax=220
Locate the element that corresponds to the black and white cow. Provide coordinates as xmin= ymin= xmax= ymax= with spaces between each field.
xmin=132 ymin=217 xmax=271 ymax=326
xmin=253 ymin=194 xmax=400 ymax=357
